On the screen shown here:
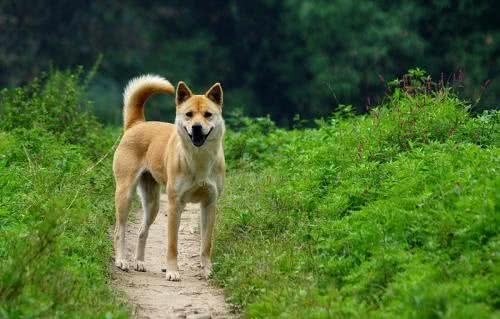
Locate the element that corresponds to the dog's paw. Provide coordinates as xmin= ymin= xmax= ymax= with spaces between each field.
xmin=202 ymin=264 xmax=213 ymax=279
xmin=165 ymin=270 xmax=181 ymax=281
xmin=134 ymin=260 xmax=146 ymax=272
xmin=115 ymin=259 xmax=129 ymax=272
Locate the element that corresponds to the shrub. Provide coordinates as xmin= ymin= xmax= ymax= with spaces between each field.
xmin=0 ymin=69 xmax=110 ymax=158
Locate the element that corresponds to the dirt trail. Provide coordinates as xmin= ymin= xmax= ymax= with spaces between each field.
xmin=113 ymin=195 xmax=235 ymax=319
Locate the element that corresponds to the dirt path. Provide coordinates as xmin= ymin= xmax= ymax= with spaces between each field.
xmin=112 ymin=195 xmax=235 ymax=319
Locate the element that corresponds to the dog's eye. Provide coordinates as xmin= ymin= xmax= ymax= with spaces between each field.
xmin=204 ymin=112 xmax=212 ymax=118
xmin=186 ymin=111 xmax=193 ymax=117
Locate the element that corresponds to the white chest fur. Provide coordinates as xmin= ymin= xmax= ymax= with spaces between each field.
xmin=174 ymin=145 xmax=220 ymax=204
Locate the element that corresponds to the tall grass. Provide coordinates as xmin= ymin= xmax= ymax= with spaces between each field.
xmin=215 ymin=70 xmax=499 ymax=318
xmin=0 ymin=71 xmax=127 ymax=318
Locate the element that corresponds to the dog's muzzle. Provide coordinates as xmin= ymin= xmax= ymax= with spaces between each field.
xmin=185 ymin=124 xmax=213 ymax=147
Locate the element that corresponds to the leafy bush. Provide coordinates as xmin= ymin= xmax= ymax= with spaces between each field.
xmin=216 ymin=72 xmax=499 ymax=318
xmin=225 ymin=115 xmax=291 ymax=168
xmin=0 ymin=72 xmax=126 ymax=317
xmin=0 ymin=69 xmax=110 ymax=158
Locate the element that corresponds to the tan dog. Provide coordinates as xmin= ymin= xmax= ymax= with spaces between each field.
xmin=113 ymin=75 xmax=225 ymax=281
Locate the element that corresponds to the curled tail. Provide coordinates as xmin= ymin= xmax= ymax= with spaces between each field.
xmin=122 ymin=74 xmax=175 ymax=130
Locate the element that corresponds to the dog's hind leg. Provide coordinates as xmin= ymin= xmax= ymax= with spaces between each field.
xmin=113 ymin=172 xmax=139 ymax=272
xmin=134 ymin=171 xmax=160 ymax=272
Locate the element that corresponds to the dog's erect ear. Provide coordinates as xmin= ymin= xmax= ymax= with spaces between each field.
xmin=205 ymin=83 xmax=223 ymax=107
xmin=176 ymin=81 xmax=192 ymax=106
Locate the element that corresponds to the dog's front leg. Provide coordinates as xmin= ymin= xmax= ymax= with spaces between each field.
xmin=165 ymin=197 xmax=183 ymax=281
xmin=200 ymin=202 xmax=216 ymax=278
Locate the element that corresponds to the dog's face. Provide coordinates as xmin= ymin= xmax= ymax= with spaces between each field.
xmin=175 ymin=82 xmax=224 ymax=147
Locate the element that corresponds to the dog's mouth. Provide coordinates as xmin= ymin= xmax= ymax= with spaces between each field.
xmin=184 ymin=127 xmax=213 ymax=147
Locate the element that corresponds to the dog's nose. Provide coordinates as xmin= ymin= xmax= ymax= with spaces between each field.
xmin=192 ymin=123 xmax=203 ymax=134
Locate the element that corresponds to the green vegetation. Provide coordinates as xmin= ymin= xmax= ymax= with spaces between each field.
xmin=1 ymin=1 xmax=499 ymax=124
xmin=0 ymin=71 xmax=127 ymax=318
xmin=215 ymin=71 xmax=500 ymax=318
xmin=1 ymin=66 xmax=498 ymax=318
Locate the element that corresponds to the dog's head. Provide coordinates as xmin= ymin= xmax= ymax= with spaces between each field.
xmin=175 ymin=81 xmax=224 ymax=148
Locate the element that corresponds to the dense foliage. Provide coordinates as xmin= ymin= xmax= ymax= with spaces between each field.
xmin=1 ymin=1 xmax=499 ymax=124
xmin=215 ymin=72 xmax=500 ymax=318
xmin=0 ymin=72 xmax=126 ymax=317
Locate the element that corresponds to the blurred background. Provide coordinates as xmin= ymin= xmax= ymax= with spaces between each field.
xmin=1 ymin=0 xmax=499 ymax=126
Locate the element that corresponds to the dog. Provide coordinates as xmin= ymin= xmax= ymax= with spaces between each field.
xmin=113 ymin=74 xmax=225 ymax=281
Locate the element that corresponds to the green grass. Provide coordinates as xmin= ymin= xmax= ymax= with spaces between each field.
xmin=1 ymin=68 xmax=498 ymax=318
xmin=0 ymin=71 xmax=127 ymax=318
xmin=215 ymin=74 xmax=500 ymax=318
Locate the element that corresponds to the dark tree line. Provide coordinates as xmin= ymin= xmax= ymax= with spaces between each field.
xmin=1 ymin=0 xmax=498 ymax=125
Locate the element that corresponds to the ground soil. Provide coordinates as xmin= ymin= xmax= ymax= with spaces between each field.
xmin=112 ymin=195 xmax=235 ymax=319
